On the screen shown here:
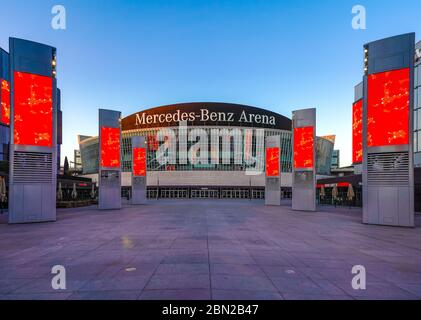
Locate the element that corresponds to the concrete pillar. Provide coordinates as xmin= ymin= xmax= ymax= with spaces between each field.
xmin=292 ymin=108 xmax=316 ymax=212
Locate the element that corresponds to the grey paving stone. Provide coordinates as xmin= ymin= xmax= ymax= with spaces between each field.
xmin=282 ymin=293 xmax=354 ymax=300
xmin=1 ymin=199 xmax=421 ymax=300
xmin=332 ymin=280 xmax=420 ymax=300
xmin=139 ymin=289 xmax=211 ymax=300
xmin=10 ymin=276 xmax=87 ymax=294
xmin=210 ymin=264 xmax=266 ymax=277
xmin=68 ymin=290 xmax=141 ymax=300
xmin=212 ymin=290 xmax=283 ymax=300
xmin=79 ymin=276 xmax=149 ymax=292
xmin=146 ymin=274 xmax=210 ymax=290
xmin=210 ymin=255 xmax=256 ymax=265
xmin=0 ymin=279 xmax=33 ymax=294
xmin=211 ymin=275 xmax=278 ymax=292
xmin=271 ymin=277 xmax=326 ymax=295
xmin=155 ymin=263 xmax=209 ymax=275
xmin=1 ymin=292 xmax=73 ymax=300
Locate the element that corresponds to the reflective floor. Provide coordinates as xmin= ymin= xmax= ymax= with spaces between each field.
xmin=0 ymin=200 xmax=421 ymax=300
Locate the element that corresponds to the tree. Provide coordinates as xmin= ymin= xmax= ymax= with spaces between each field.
xmin=63 ymin=156 xmax=69 ymax=176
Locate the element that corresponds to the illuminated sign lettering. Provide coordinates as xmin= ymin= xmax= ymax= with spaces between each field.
xmin=367 ymin=68 xmax=410 ymax=147
xmin=134 ymin=109 xmax=276 ymax=126
xmin=13 ymin=72 xmax=53 ymax=147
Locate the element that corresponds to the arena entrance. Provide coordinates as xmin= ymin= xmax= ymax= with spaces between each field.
xmin=129 ymin=186 xmax=287 ymax=200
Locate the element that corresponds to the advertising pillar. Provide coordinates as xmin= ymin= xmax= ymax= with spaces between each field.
xmin=99 ymin=109 xmax=122 ymax=210
xmin=265 ymin=135 xmax=281 ymax=206
xmin=131 ymin=136 xmax=147 ymax=205
xmin=362 ymin=33 xmax=415 ymax=227
xmin=292 ymin=108 xmax=316 ymax=212
xmin=8 ymin=38 xmax=57 ymax=223
xmin=0 ymin=48 xmax=10 ymax=126
xmin=353 ymin=82 xmax=363 ymax=175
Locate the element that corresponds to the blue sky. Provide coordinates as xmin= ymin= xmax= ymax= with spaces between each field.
xmin=1 ymin=0 xmax=421 ymax=166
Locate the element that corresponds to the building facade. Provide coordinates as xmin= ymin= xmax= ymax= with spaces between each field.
xmin=316 ymin=136 xmax=335 ymax=175
xmin=331 ymin=150 xmax=340 ymax=170
xmin=79 ymin=102 xmax=334 ymax=199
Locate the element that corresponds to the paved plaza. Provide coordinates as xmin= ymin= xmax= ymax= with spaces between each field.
xmin=1 ymin=200 xmax=421 ymax=300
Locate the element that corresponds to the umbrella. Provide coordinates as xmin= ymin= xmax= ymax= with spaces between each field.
xmin=57 ymin=182 xmax=63 ymax=201
xmin=320 ymin=185 xmax=325 ymax=199
xmin=347 ymin=184 xmax=355 ymax=201
xmin=0 ymin=177 xmax=7 ymax=203
xmin=332 ymin=185 xmax=338 ymax=200
xmin=90 ymin=183 xmax=96 ymax=199
xmin=71 ymin=183 xmax=78 ymax=200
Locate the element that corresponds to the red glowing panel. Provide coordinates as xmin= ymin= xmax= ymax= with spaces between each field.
xmin=294 ymin=127 xmax=314 ymax=169
xmin=352 ymin=99 xmax=363 ymax=163
xmin=367 ymin=68 xmax=410 ymax=147
xmin=337 ymin=182 xmax=351 ymax=188
xmin=13 ymin=72 xmax=53 ymax=147
xmin=100 ymin=127 xmax=120 ymax=168
xmin=1 ymin=79 xmax=10 ymax=125
xmin=133 ymin=147 xmax=146 ymax=176
xmin=266 ymin=147 xmax=280 ymax=177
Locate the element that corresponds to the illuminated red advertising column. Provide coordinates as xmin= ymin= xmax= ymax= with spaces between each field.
xmin=292 ymin=108 xmax=316 ymax=212
xmin=132 ymin=136 xmax=147 ymax=205
xmin=362 ymin=33 xmax=415 ymax=227
xmin=8 ymin=38 xmax=57 ymax=224
xmin=265 ymin=135 xmax=281 ymax=206
xmin=0 ymin=48 xmax=10 ymax=127
xmin=99 ymin=109 xmax=122 ymax=210
xmin=352 ymin=82 xmax=363 ymax=175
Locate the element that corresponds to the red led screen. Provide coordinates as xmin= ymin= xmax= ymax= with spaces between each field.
xmin=352 ymin=99 xmax=363 ymax=163
xmin=266 ymin=147 xmax=280 ymax=177
xmin=133 ymin=147 xmax=146 ymax=176
xmin=1 ymin=79 xmax=10 ymax=125
xmin=13 ymin=72 xmax=53 ymax=147
xmin=294 ymin=126 xmax=314 ymax=169
xmin=367 ymin=68 xmax=410 ymax=147
xmin=100 ymin=127 xmax=121 ymax=168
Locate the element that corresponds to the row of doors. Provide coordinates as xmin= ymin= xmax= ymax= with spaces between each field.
xmin=145 ymin=188 xmax=270 ymax=199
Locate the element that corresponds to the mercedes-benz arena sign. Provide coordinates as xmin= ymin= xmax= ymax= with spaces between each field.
xmin=121 ymin=102 xmax=291 ymax=130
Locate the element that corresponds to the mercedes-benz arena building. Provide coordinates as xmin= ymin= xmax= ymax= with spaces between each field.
xmin=79 ymin=102 xmax=333 ymax=199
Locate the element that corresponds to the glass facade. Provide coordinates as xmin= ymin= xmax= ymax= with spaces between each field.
xmin=78 ymin=135 xmax=99 ymax=174
xmin=316 ymin=138 xmax=335 ymax=175
xmin=121 ymin=127 xmax=293 ymax=173
xmin=0 ymin=124 xmax=9 ymax=161
xmin=331 ymin=150 xmax=340 ymax=170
